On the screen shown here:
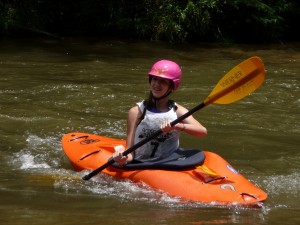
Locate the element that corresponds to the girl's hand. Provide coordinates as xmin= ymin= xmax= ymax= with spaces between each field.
xmin=113 ymin=149 xmax=128 ymax=166
xmin=161 ymin=120 xmax=186 ymax=134
xmin=161 ymin=120 xmax=174 ymax=134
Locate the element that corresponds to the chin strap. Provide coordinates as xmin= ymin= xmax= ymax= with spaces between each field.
xmin=151 ymin=89 xmax=173 ymax=101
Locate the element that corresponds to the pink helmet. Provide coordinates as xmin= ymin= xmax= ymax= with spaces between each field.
xmin=148 ymin=60 xmax=182 ymax=91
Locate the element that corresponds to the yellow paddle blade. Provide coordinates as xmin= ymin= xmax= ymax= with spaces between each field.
xmin=204 ymin=56 xmax=266 ymax=105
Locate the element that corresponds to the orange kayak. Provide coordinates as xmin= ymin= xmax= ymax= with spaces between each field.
xmin=62 ymin=132 xmax=267 ymax=206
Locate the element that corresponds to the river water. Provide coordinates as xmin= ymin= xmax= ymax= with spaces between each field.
xmin=0 ymin=38 xmax=299 ymax=225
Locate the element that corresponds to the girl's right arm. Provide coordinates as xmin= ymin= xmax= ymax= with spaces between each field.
xmin=125 ymin=105 xmax=141 ymax=162
xmin=113 ymin=105 xmax=140 ymax=165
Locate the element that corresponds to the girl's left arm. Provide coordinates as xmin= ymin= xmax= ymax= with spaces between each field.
xmin=174 ymin=104 xmax=207 ymax=137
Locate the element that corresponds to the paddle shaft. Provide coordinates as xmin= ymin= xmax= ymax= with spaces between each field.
xmin=82 ymin=102 xmax=206 ymax=180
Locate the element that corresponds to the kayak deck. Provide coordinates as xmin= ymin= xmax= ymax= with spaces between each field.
xmin=62 ymin=132 xmax=267 ymax=206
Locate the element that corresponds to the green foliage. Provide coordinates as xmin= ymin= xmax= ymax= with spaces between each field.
xmin=0 ymin=2 xmax=16 ymax=33
xmin=0 ymin=0 xmax=299 ymax=43
xmin=123 ymin=0 xmax=219 ymax=43
xmin=212 ymin=0 xmax=294 ymax=42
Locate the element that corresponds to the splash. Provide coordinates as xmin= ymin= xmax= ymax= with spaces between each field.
xmin=14 ymin=153 xmax=51 ymax=169
xmin=263 ymin=172 xmax=300 ymax=196
xmin=53 ymin=171 xmax=183 ymax=206
xmin=10 ymin=134 xmax=63 ymax=170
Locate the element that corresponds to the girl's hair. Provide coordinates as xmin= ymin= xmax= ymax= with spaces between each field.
xmin=138 ymin=91 xmax=154 ymax=123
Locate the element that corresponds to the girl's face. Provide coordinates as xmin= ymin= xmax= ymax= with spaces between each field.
xmin=150 ymin=76 xmax=172 ymax=98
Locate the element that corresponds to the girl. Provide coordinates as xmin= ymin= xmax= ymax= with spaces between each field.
xmin=113 ymin=60 xmax=207 ymax=166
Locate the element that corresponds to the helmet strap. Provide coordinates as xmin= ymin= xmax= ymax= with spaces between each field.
xmin=151 ymin=86 xmax=173 ymax=103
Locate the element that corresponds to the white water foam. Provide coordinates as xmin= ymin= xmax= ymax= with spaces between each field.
xmin=263 ymin=171 xmax=300 ymax=196
xmin=10 ymin=134 xmax=62 ymax=170
xmin=16 ymin=153 xmax=51 ymax=169
xmin=53 ymin=171 xmax=183 ymax=207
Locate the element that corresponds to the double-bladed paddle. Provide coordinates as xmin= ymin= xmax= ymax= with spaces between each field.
xmin=82 ymin=56 xmax=266 ymax=180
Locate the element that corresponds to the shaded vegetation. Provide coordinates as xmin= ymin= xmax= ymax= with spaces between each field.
xmin=1 ymin=0 xmax=299 ymax=43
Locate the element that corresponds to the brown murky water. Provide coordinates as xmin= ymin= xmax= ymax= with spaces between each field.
xmin=1 ymin=38 xmax=299 ymax=224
